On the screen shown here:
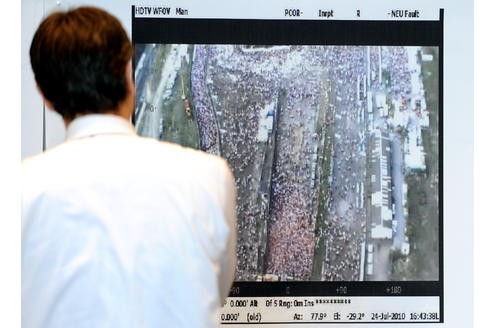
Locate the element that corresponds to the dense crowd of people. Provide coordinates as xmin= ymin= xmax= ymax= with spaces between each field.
xmin=187 ymin=45 xmax=418 ymax=282
xmin=322 ymin=46 xmax=368 ymax=281
xmin=388 ymin=47 xmax=413 ymax=110
xmin=191 ymin=45 xmax=220 ymax=154
xmin=264 ymin=62 xmax=322 ymax=280
xmin=199 ymin=45 xmax=282 ymax=280
xmin=192 ymin=45 xmax=328 ymax=280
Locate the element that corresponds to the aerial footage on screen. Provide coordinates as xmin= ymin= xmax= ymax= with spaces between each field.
xmin=133 ymin=44 xmax=439 ymax=283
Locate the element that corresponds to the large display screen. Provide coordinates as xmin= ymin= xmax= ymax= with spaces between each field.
xmin=132 ymin=7 xmax=443 ymax=324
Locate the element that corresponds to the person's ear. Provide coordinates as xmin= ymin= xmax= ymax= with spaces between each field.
xmin=122 ymin=60 xmax=136 ymax=121
xmin=125 ymin=60 xmax=135 ymax=92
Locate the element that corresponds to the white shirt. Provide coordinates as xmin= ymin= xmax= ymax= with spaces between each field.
xmin=22 ymin=114 xmax=236 ymax=328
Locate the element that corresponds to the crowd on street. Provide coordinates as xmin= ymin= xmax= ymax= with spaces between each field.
xmin=186 ymin=45 xmax=420 ymax=282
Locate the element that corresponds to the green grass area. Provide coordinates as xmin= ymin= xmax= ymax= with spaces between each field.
xmin=391 ymin=47 xmax=440 ymax=280
xmin=136 ymin=44 xmax=200 ymax=149
xmin=159 ymin=45 xmax=200 ymax=149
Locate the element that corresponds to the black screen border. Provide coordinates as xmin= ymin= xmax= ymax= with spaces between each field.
xmin=131 ymin=7 xmax=444 ymax=321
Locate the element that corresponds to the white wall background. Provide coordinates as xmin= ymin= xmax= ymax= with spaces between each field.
xmin=21 ymin=0 xmax=46 ymax=159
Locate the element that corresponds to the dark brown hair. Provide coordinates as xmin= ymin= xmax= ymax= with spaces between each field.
xmin=30 ymin=6 xmax=133 ymax=120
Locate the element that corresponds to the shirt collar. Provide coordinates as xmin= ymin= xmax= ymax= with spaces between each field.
xmin=66 ymin=114 xmax=136 ymax=140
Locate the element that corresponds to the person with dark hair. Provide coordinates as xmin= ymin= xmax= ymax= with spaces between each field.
xmin=22 ymin=7 xmax=236 ymax=328
xmin=29 ymin=6 xmax=134 ymax=123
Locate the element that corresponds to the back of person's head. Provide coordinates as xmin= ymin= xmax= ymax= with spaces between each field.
xmin=30 ymin=6 xmax=133 ymax=121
